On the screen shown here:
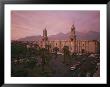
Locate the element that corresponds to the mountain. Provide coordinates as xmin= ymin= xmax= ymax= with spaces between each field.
xmin=17 ymin=31 xmax=100 ymax=41
xmin=76 ymin=31 xmax=100 ymax=40
xmin=18 ymin=35 xmax=42 ymax=41
xmin=49 ymin=32 xmax=68 ymax=40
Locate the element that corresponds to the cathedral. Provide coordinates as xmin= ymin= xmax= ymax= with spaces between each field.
xmin=38 ymin=24 xmax=100 ymax=54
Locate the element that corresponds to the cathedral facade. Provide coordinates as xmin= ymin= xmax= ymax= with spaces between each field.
xmin=38 ymin=24 xmax=100 ymax=54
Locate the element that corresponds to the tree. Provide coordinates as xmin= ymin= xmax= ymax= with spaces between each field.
xmin=33 ymin=44 xmax=40 ymax=56
xmin=79 ymin=57 xmax=97 ymax=77
xmin=39 ymin=48 xmax=47 ymax=72
xmin=11 ymin=42 xmax=27 ymax=60
xmin=53 ymin=47 xmax=59 ymax=59
xmin=28 ymin=58 xmax=36 ymax=69
xmin=45 ymin=44 xmax=51 ymax=53
xmin=62 ymin=46 xmax=71 ymax=64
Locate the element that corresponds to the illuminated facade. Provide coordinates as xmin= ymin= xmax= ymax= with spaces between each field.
xmin=39 ymin=24 xmax=99 ymax=54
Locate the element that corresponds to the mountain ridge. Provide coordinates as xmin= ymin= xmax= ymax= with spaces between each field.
xmin=17 ymin=31 xmax=100 ymax=41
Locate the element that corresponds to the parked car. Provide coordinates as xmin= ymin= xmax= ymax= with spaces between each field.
xmin=70 ymin=62 xmax=80 ymax=71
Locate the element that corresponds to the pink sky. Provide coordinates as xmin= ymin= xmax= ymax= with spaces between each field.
xmin=11 ymin=10 xmax=100 ymax=40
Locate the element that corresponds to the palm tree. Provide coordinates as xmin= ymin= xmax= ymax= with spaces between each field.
xmin=53 ymin=47 xmax=59 ymax=59
xmin=39 ymin=48 xmax=47 ymax=72
xmin=45 ymin=45 xmax=51 ymax=53
xmin=32 ymin=44 xmax=40 ymax=56
xmin=62 ymin=46 xmax=70 ymax=64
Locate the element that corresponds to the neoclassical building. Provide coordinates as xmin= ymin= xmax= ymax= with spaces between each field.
xmin=38 ymin=24 xmax=100 ymax=54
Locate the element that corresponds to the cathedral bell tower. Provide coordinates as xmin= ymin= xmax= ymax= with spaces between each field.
xmin=42 ymin=28 xmax=48 ymax=41
xmin=69 ymin=24 xmax=76 ymax=41
xmin=69 ymin=24 xmax=77 ymax=54
xmin=42 ymin=27 xmax=48 ymax=48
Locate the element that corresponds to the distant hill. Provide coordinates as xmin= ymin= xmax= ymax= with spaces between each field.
xmin=49 ymin=32 xmax=68 ymax=40
xmin=18 ymin=35 xmax=42 ymax=41
xmin=17 ymin=31 xmax=100 ymax=41
xmin=76 ymin=31 xmax=100 ymax=40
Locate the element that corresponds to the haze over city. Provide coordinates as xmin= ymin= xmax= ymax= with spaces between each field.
xmin=11 ymin=10 xmax=100 ymax=40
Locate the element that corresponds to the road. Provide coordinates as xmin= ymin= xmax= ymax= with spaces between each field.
xmin=36 ymin=54 xmax=99 ymax=77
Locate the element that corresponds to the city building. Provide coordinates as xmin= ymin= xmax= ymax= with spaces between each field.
xmin=38 ymin=24 xmax=100 ymax=54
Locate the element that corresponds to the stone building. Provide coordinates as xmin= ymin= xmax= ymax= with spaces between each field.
xmin=38 ymin=24 xmax=100 ymax=54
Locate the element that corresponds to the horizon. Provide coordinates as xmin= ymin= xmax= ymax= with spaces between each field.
xmin=11 ymin=10 xmax=100 ymax=40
